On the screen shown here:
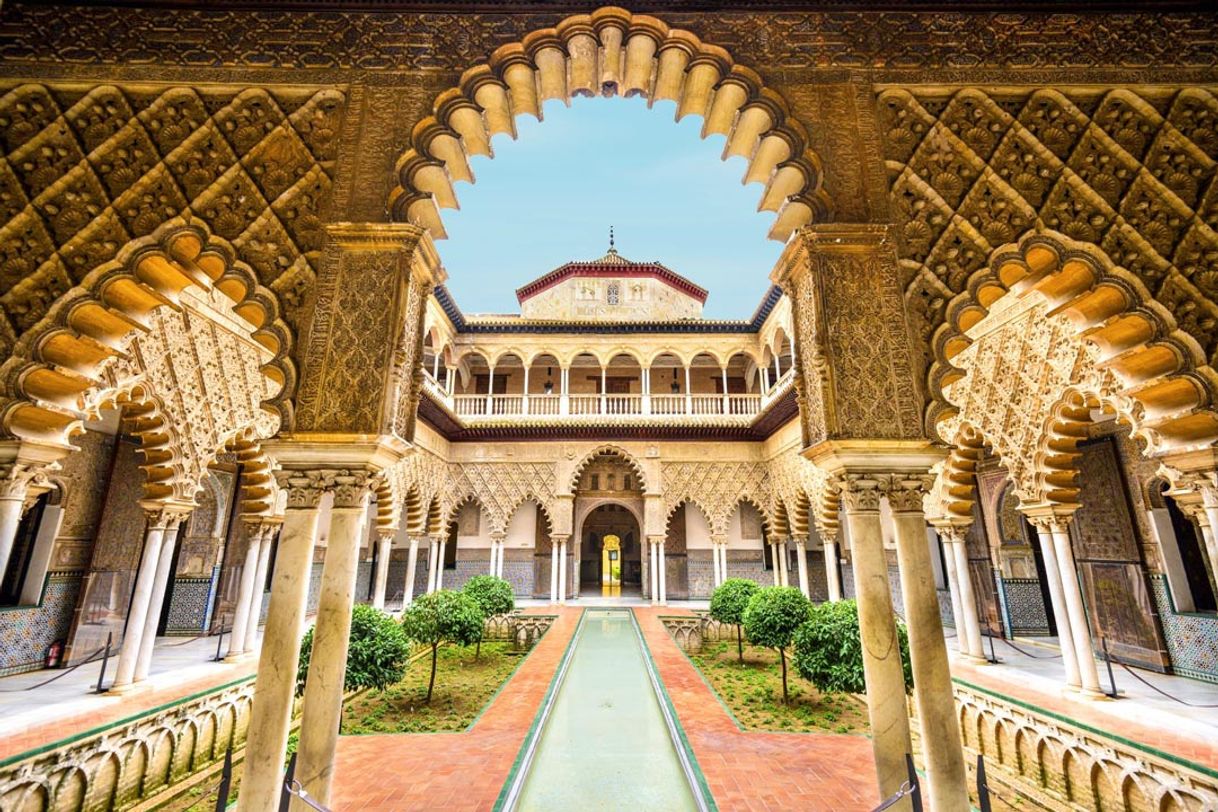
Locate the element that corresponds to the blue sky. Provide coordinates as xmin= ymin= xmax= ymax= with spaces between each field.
xmin=438 ymin=96 xmax=783 ymax=319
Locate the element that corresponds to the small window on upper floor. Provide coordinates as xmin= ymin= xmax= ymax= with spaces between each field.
xmin=590 ymin=474 xmax=600 ymax=490
xmin=606 ymin=282 xmax=620 ymax=305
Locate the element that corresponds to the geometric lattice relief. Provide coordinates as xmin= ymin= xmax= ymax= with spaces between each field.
xmin=881 ymin=87 xmax=1218 ymax=381
xmin=661 ymin=461 xmax=771 ymax=537
xmin=444 ymin=462 xmax=557 ymax=536
xmin=0 ymin=83 xmax=344 ymax=355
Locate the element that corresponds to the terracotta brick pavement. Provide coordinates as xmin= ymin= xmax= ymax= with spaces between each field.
xmin=330 ymin=608 xmax=582 ymax=811
xmin=633 ymin=607 xmax=881 ymax=812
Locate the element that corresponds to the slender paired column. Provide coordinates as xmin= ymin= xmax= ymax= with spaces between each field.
xmin=371 ymin=529 xmax=393 ymax=609
xmin=933 ymin=525 xmax=974 ymax=659
xmin=488 ymin=538 xmax=499 ymax=576
xmin=1027 ymin=515 xmax=1082 ymax=690
xmin=296 ymin=474 xmax=371 ymax=809
xmin=840 ymin=475 xmax=913 ymax=803
xmin=550 ymin=537 xmax=560 ymax=602
xmin=435 ymin=536 xmax=447 ymax=589
xmin=243 ymin=524 xmax=277 ymax=654
xmin=770 ymin=542 xmax=782 ymax=586
xmin=1047 ymin=518 xmax=1102 ymax=696
xmin=710 ymin=534 xmax=727 ymax=587
xmin=648 ymin=538 xmax=659 ymax=604
xmin=426 ymin=537 xmax=440 ymax=593
xmin=777 ymin=539 xmax=790 ymax=587
xmin=823 ymin=538 xmax=842 ymax=601
xmin=134 ymin=510 xmax=191 ymax=682
xmin=110 ymin=506 xmax=189 ymax=692
xmin=1198 ymin=481 xmax=1218 ymax=581
xmin=794 ymin=536 xmax=810 ymax=598
xmin=237 ymin=472 xmax=327 ymax=812
xmin=0 ymin=468 xmax=37 ymax=584
xmin=403 ymin=536 xmax=420 ymax=606
xmin=884 ymin=476 xmax=969 ymax=812
xmin=556 ymin=535 xmax=569 ymax=602
xmin=227 ymin=522 xmax=266 ymax=660
xmin=656 ymin=537 xmax=667 ymax=604
xmin=937 ymin=526 xmax=985 ymax=661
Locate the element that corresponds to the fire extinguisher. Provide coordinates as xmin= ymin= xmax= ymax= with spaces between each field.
xmin=45 ymin=639 xmax=65 ymax=668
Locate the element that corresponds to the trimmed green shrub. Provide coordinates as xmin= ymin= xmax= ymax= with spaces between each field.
xmin=463 ymin=575 xmax=515 ymax=659
xmin=793 ymin=598 xmax=913 ymax=696
xmin=709 ymin=578 xmax=759 ymax=663
xmin=401 ymin=589 xmax=484 ymax=701
xmin=296 ymin=603 xmax=411 ymax=695
xmin=742 ymin=586 xmax=812 ymax=702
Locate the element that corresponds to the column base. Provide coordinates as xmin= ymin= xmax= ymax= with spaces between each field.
xmin=1079 ymin=687 xmax=1113 ymax=701
xmin=106 ymin=680 xmax=150 ymax=696
xmin=223 ymin=651 xmax=253 ymax=664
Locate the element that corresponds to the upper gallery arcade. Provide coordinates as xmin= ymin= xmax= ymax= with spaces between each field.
xmin=0 ymin=3 xmax=1216 ymax=812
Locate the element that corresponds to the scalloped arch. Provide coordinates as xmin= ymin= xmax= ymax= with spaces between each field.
xmin=0 ymin=219 xmax=295 ymax=451
xmin=566 ymin=443 xmax=648 ymax=494
xmin=928 ymin=230 xmax=1218 ymax=513
xmin=387 ymin=7 xmax=830 ymax=243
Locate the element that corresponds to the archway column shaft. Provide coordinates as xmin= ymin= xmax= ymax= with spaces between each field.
xmin=1048 ymin=520 xmax=1102 ymax=696
xmin=658 ymin=538 xmax=667 ymax=604
xmin=1027 ymin=516 xmax=1081 ymax=690
xmin=932 ymin=526 xmax=973 ymax=659
xmin=243 ymin=527 xmax=277 ymax=654
xmin=296 ymin=481 xmax=371 ymax=809
xmin=0 ymin=494 xmax=27 ymax=588
xmin=227 ymin=523 xmax=265 ymax=660
xmin=558 ymin=536 xmax=569 ymax=603
xmin=371 ymin=531 xmax=392 ymax=609
xmin=135 ymin=509 xmax=191 ymax=682
xmin=550 ymin=537 xmax=560 ymax=602
xmin=840 ymin=476 xmax=913 ymax=806
xmin=886 ymin=478 xmax=970 ymax=812
xmin=823 ymin=540 xmax=842 ymax=601
xmin=426 ymin=538 xmax=439 ymax=593
xmin=237 ymin=480 xmax=325 ymax=812
xmin=436 ymin=536 xmax=448 ymax=589
xmin=649 ymin=538 xmax=659 ymax=605
xmin=794 ymin=537 xmax=810 ymax=598
xmin=404 ymin=537 xmax=420 ymax=605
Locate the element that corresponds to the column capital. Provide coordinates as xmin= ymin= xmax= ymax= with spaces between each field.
xmin=710 ymin=533 xmax=728 ymax=547
xmin=647 ymin=534 xmax=666 ymax=547
xmin=1022 ymin=505 xmax=1076 ymax=534
xmin=142 ymin=502 xmax=193 ymax=529
xmin=791 ymin=535 xmax=809 ymax=548
xmin=0 ymin=459 xmax=58 ymax=501
xmin=375 ymin=525 xmax=397 ymax=542
xmin=878 ymin=472 xmax=934 ymax=515
xmin=549 ymin=533 xmax=570 ymax=545
xmin=837 ymin=473 xmax=884 ymax=514
xmin=930 ymin=521 xmax=970 ymax=545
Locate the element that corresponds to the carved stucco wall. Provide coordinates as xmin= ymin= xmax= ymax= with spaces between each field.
xmin=0 ymin=82 xmax=343 ymax=373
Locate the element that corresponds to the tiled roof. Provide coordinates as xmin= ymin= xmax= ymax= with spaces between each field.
xmin=514 ymin=248 xmax=709 ymax=304
xmin=435 ymin=285 xmax=782 ymax=334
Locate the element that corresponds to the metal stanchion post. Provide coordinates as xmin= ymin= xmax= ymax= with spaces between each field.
xmin=95 ymin=632 xmax=112 ymax=694
xmin=215 ymin=745 xmax=233 ymax=812
xmin=279 ymin=751 xmax=297 ymax=812
xmin=905 ymin=753 xmax=923 ymax=812
xmin=1101 ymin=637 xmax=1120 ymax=698
xmin=976 ymin=755 xmax=992 ymax=812
xmin=214 ymin=625 xmax=226 ymax=662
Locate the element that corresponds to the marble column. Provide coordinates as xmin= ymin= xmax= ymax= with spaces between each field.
xmin=1198 ymin=483 xmax=1218 ymax=581
xmin=1048 ymin=519 xmax=1102 ymax=696
xmin=794 ymin=536 xmax=810 ymax=598
xmin=431 ymin=535 xmax=445 ymax=594
xmin=296 ymin=476 xmax=370 ymax=809
xmin=657 ymin=537 xmax=667 ymax=604
xmin=0 ymin=483 xmax=29 ymax=585
xmin=1028 ymin=516 xmax=1081 ymax=690
xmin=778 ymin=540 xmax=790 ymax=587
xmin=243 ymin=525 xmax=277 ymax=654
xmin=649 ymin=538 xmax=659 ymax=604
xmin=885 ymin=477 xmax=969 ymax=812
xmin=933 ymin=526 xmax=971 ymax=658
xmin=557 ymin=535 xmax=569 ymax=603
xmin=371 ymin=530 xmax=392 ymax=610
xmin=435 ymin=537 xmax=447 ymax=589
xmin=237 ymin=474 xmax=325 ymax=812
xmin=710 ymin=534 xmax=726 ymax=587
xmin=823 ymin=540 xmax=842 ymax=601
xmin=940 ymin=528 xmax=985 ymax=662
xmin=550 ymin=537 xmax=560 ymax=602
xmin=110 ymin=507 xmax=187 ymax=692
xmin=403 ymin=536 xmax=420 ymax=606
xmin=134 ymin=511 xmax=190 ymax=683
xmin=227 ymin=522 xmax=265 ymax=660
xmin=841 ymin=476 xmax=913 ymax=803
xmin=771 ymin=542 xmax=782 ymax=586
xmin=488 ymin=538 xmax=499 ymax=576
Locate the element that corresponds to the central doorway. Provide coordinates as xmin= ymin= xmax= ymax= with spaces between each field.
xmin=579 ymin=504 xmax=642 ymax=596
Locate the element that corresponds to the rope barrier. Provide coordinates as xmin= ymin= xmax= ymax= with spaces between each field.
xmin=872 ymin=781 xmax=917 ymax=812
xmin=991 ymin=634 xmax=1062 ymax=660
xmin=284 ymin=780 xmax=334 ymax=812
xmin=1117 ymin=662 xmax=1218 ymax=708
xmin=0 ymin=643 xmax=110 ymax=692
